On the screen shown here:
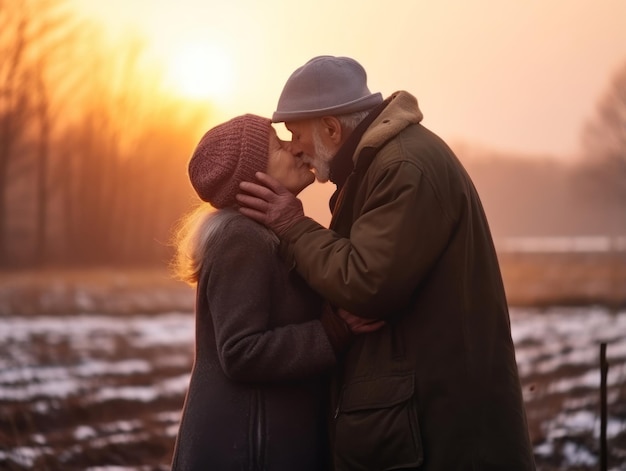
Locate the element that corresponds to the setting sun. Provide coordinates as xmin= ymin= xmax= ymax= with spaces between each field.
xmin=164 ymin=42 xmax=234 ymax=102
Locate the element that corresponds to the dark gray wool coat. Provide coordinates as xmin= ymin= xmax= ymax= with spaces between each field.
xmin=170 ymin=212 xmax=336 ymax=471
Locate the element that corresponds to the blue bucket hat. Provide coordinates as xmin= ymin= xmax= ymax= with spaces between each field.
xmin=272 ymin=55 xmax=383 ymax=123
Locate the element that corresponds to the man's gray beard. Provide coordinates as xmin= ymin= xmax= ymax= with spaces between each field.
xmin=309 ymin=126 xmax=334 ymax=183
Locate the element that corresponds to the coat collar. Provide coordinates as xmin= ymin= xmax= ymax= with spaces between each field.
xmin=355 ymin=90 xmax=423 ymax=160
xmin=329 ymin=99 xmax=387 ymax=186
xmin=327 ymin=91 xmax=424 ymax=213
xmin=329 ymin=91 xmax=423 ymax=187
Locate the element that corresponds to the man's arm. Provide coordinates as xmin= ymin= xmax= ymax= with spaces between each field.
xmin=237 ymin=165 xmax=454 ymax=318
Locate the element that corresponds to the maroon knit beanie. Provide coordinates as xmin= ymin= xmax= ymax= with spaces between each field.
xmin=188 ymin=114 xmax=271 ymax=208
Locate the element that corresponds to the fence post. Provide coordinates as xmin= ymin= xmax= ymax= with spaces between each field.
xmin=600 ymin=342 xmax=608 ymax=471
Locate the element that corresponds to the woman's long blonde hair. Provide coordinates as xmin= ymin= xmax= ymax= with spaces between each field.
xmin=170 ymin=205 xmax=243 ymax=285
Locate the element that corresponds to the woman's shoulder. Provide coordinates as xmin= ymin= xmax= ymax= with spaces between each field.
xmin=211 ymin=209 xmax=278 ymax=251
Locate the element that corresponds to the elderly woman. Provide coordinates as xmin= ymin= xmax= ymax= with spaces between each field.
xmin=170 ymin=114 xmax=380 ymax=471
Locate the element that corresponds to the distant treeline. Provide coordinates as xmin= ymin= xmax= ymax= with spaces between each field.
xmin=1 ymin=0 xmax=210 ymax=268
xmin=1 ymin=1 xmax=624 ymax=268
xmin=461 ymin=154 xmax=626 ymax=240
xmin=458 ymin=56 xmax=626 ymax=240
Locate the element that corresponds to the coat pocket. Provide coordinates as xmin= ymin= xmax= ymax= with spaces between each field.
xmin=334 ymin=373 xmax=423 ymax=471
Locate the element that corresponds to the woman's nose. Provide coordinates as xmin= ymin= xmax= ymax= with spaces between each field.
xmin=280 ymin=139 xmax=296 ymax=155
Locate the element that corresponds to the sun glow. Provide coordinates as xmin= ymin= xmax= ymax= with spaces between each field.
xmin=164 ymin=42 xmax=234 ymax=102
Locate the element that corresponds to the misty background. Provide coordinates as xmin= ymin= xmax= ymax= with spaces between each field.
xmin=1 ymin=0 xmax=625 ymax=269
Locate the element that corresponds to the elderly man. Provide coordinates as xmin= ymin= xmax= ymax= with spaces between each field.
xmin=237 ymin=55 xmax=535 ymax=471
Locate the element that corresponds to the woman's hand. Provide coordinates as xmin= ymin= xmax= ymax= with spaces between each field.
xmin=337 ymin=308 xmax=385 ymax=334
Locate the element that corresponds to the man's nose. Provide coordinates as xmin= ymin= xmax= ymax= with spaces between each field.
xmin=289 ymin=140 xmax=303 ymax=157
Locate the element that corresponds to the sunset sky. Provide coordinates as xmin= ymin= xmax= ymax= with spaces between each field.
xmin=72 ymin=0 xmax=626 ymax=161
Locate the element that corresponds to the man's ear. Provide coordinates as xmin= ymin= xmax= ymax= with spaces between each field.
xmin=319 ymin=116 xmax=343 ymax=145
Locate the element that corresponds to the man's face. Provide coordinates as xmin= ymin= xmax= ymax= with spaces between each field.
xmin=285 ymin=119 xmax=337 ymax=183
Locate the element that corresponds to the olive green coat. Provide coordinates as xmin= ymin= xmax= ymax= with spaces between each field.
xmin=280 ymin=92 xmax=535 ymax=470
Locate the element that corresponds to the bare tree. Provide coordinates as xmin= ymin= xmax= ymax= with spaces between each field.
xmin=0 ymin=0 xmax=82 ymax=266
xmin=31 ymin=0 xmax=82 ymax=265
xmin=1 ymin=1 xmax=210 ymax=267
xmin=580 ymin=60 xmax=626 ymax=204
xmin=55 ymin=31 xmax=209 ymax=266
xmin=0 ymin=0 xmax=31 ymax=265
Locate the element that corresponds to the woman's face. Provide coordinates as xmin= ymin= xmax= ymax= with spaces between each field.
xmin=266 ymin=127 xmax=315 ymax=195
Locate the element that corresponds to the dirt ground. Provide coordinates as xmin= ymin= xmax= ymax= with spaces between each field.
xmin=499 ymin=251 xmax=626 ymax=308
xmin=0 ymin=253 xmax=625 ymax=470
xmin=0 ymin=251 xmax=625 ymax=316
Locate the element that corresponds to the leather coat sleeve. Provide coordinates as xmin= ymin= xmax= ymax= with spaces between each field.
xmin=281 ymin=159 xmax=456 ymax=318
xmin=206 ymin=224 xmax=336 ymax=382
